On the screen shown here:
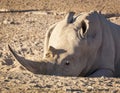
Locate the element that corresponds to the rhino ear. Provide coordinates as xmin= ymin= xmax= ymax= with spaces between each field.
xmin=79 ymin=20 xmax=88 ymax=39
xmin=65 ymin=12 xmax=75 ymax=23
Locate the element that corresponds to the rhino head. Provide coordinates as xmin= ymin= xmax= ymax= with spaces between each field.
xmin=9 ymin=11 xmax=102 ymax=77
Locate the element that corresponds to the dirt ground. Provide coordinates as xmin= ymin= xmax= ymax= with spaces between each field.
xmin=0 ymin=0 xmax=120 ymax=93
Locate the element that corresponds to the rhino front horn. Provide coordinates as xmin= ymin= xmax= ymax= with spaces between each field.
xmin=8 ymin=45 xmax=50 ymax=74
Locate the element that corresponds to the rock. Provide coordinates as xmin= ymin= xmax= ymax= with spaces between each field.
xmin=87 ymin=86 xmax=94 ymax=91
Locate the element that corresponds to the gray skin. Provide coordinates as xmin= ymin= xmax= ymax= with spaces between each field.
xmin=9 ymin=11 xmax=120 ymax=77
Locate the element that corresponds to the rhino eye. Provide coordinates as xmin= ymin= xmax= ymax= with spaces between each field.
xmin=65 ymin=61 xmax=70 ymax=66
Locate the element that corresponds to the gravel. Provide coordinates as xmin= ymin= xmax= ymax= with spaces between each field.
xmin=0 ymin=0 xmax=120 ymax=93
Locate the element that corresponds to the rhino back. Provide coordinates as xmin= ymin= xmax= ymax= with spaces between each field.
xmin=110 ymin=22 xmax=120 ymax=77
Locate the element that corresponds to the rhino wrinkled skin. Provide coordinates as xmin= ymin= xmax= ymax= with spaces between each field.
xmin=9 ymin=11 xmax=120 ymax=77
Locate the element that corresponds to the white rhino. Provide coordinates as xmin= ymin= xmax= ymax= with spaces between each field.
xmin=9 ymin=11 xmax=120 ymax=77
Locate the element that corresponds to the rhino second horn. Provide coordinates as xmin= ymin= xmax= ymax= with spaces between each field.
xmin=65 ymin=12 xmax=75 ymax=24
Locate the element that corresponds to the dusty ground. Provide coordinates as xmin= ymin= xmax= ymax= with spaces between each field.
xmin=0 ymin=0 xmax=120 ymax=93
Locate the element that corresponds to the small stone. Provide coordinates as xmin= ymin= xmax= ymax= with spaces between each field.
xmin=87 ymin=86 xmax=94 ymax=91
xmin=3 ymin=20 xmax=9 ymax=24
xmin=107 ymin=82 xmax=113 ymax=86
xmin=34 ymin=84 xmax=39 ymax=87
xmin=4 ymin=79 xmax=9 ymax=82
xmin=8 ymin=76 xmax=13 ymax=79
xmin=4 ymin=87 xmax=9 ymax=90
xmin=0 ymin=8 xmax=9 ymax=12
xmin=112 ymin=90 xmax=118 ymax=93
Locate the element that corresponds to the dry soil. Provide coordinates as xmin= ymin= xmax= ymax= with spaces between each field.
xmin=0 ymin=0 xmax=120 ymax=93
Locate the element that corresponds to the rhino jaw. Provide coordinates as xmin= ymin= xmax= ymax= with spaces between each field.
xmin=8 ymin=45 xmax=54 ymax=74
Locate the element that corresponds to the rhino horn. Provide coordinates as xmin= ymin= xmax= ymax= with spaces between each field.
xmin=8 ymin=45 xmax=53 ymax=74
